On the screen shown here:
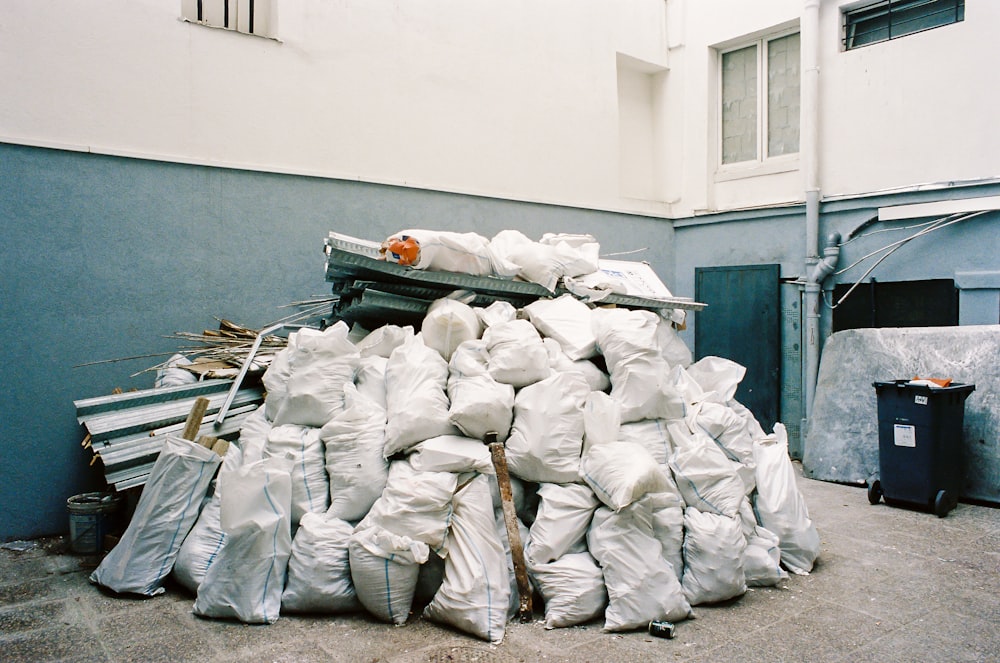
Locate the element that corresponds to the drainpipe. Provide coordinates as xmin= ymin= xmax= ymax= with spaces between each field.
xmin=802 ymin=0 xmax=823 ymax=426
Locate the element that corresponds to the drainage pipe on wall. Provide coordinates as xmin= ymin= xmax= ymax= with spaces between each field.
xmin=802 ymin=0 xmax=824 ymax=423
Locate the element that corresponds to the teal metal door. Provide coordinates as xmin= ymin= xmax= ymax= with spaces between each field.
xmin=695 ymin=264 xmax=781 ymax=433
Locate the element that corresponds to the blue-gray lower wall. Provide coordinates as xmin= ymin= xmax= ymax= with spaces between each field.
xmin=0 ymin=143 xmax=677 ymax=540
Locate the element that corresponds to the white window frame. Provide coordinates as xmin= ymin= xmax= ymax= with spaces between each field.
xmin=715 ymin=28 xmax=800 ymax=181
xmin=181 ymin=0 xmax=277 ymax=40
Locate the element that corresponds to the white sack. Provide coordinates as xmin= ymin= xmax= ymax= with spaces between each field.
xmin=349 ymin=525 xmax=429 ymax=624
xmin=525 ymin=483 xmax=599 ymax=566
xmin=424 ymin=476 xmax=510 ymax=645
xmin=173 ymin=444 xmax=244 ymax=593
xmin=354 ymin=355 xmax=388 ymax=412
xmin=483 ymin=319 xmax=550 ymax=388
xmin=237 ymin=406 xmax=272 ymax=465
xmin=524 ymin=294 xmax=597 ymax=360
xmin=587 ymin=502 xmax=692 ymax=631
xmin=579 ymin=442 xmax=669 ymax=512
xmin=447 ymin=340 xmax=515 ymax=442
xmin=407 ymin=435 xmax=495 ymax=475
xmin=273 ymin=323 xmax=360 ymax=427
xmin=320 ymin=383 xmax=389 ymax=522
xmin=582 ymin=391 xmax=620 ymax=454
xmin=384 ymin=229 xmax=517 ymax=277
xmin=475 ymin=301 xmax=517 ymax=328
xmin=265 ymin=424 xmax=330 ymax=525
xmin=618 ymin=419 xmax=673 ymax=465
xmin=685 ymin=356 xmax=746 ymax=402
xmin=592 ymin=308 xmax=685 ymax=424
xmin=753 ymin=423 xmax=821 ymax=575
xmin=193 ymin=456 xmax=293 ymax=624
xmin=656 ymin=318 xmax=693 ymax=369
xmin=528 ymin=552 xmax=607 ymax=629
xmin=687 ymin=400 xmax=756 ymax=493
xmin=668 ymin=421 xmax=745 ymax=517
xmin=261 ymin=345 xmax=293 ymax=422
xmin=649 ymin=494 xmax=685 ymax=583
xmin=681 ymin=507 xmax=747 ymax=606
xmin=154 ymin=353 xmax=198 ymax=388
xmin=494 ymin=511 xmax=531 ymax=620
xmin=489 ymin=229 xmax=581 ymax=292
xmin=488 ymin=474 xmax=535 ymax=525
xmin=355 ymin=324 xmax=414 ymax=359
xmin=91 ymin=436 xmax=222 ymax=596
xmin=539 ymin=233 xmax=601 ymax=275
xmin=358 ymin=460 xmax=458 ymax=553
xmin=547 ymin=346 xmax=612 ymax=393
xmin=422 ymin=297 xmax=483 ymax=362
xmin=384 ymin=333 xmax=458 ymax=456
xmin=281 ymin=513 xmax=360 ymax=614
xmin=744 ymin=525 xmax=789 ymax=587
xmin=505 ymin=372 xmax=588 ymax=484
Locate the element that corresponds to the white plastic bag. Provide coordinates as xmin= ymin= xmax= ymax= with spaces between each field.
xmin=193 ymin=456 xmax=293 ymax=623
xmin=265 ymin=424 xmax=330 ymax=525
xmin=384 ymin=333 xmax=459 ymax=456
xmin=680 ymin=507 xmax=747 ymax=606
xmin=91 ymin=436 xmax=222 ymax=596
xmin=320 ymin=383 xmax=389 ymax=522
xmin=753 ymin=423 xmax=821 ymax=575
xmin=528 ymin=552 xmax=607 ymax=629
xmin=407 ymin=435 xmax=495 ymax=475
xmin=349 ymin=525 xmax=429 ymax=624
xmin=422 ymin=297 xmax=483 ymax=362
xmin=587 ymin=502 xmax=692 ymax=631
xmin=505 ymin=372 xmax=589 ymax=484
xmin=579 ymin=442 xmax=669 ymax=511
xmin=525 ymin=483 xmax=599 ymax=566
xmin=358 ymin=460 xmax=458 ymax=553
xmin=281 ymin=513 xmax=360 ymax=613
xmin=668 ymin=421 xmax=745 ymax=517
xmin=524 ymin=294 xmax=597 ymax=361
xmin=483 ymin=319 xmax=550 ymax=388
xmin=424 ymin=476 xmax=510 ymax=645
xmin=447 ymin=340 xmax=515 ymax=442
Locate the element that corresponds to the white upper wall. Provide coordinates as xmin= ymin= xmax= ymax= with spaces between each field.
xmin=2 ymin=0 xmax=997 ymax=218
xmin=0 ymin=0 xmax=670 ymax=215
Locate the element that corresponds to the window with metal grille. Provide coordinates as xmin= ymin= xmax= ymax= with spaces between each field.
xmin=181 ymin=0 xmax=276 ymax=39
xmin=844 ymin=0 xmax=964 ymax=50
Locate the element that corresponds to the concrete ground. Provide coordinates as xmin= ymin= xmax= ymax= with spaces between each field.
xmin=2 ymin=467 xmax=998 ymax=663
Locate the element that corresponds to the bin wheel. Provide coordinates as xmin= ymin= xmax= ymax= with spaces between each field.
xmin=868 ymin=480 xmax=883 ymax=505
xmin=934 ymin=490 xmax=951 ymax=518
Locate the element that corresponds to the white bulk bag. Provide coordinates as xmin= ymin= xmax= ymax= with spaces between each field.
xmin=505 ymin=372 xmax=589 ymax=484
xmin=447 ymin=340 xmax=515 ymax=442
xmin=744 ymin=525 xmax=789 ymax=587
xmin=424 ymin=476 xmax=510 ymax=645
xmin=483 ymin=319 xmax=550 ymax=388
xmin=90 ymin=436 xmax=222 ymax=596
xmin=349 ymin=525 xmax=429 ymax=625
xmin=320 ymin=383 xmax=389 ymax=522
xmin=667 ymin=421 xmax=745 ymax=517
xmin=528 ymin=552 xmax=608 ymax=629
xmin=384 ymin=333 xmax=458 ymax=456
xmin=265 ymin=424 xmax=330 ymax=525
xmin=753 ymin=423 xmax=821 ymax=575
xmin=273 ymin=323 xmax=360 ymax=427
xmin=193 ymin=456 xmax=293 ymax=624
xmin=525 ymin=483 xmax=599 ymax=566
xmin=422 ymin=297 xmax=483 ymax=362
xmin=358 ymin=460 xmax=458 ymax=553
xmin=587 ymin=502 xmax=692 ymax=631
xmin=407 ymin=435 xmax=495 ymax=475
xmin=685 ymin=356 xmax=746 ymax=402
xmin=281 ymin=513 xmax=360 ymax=614
xmin=681 ymin=507 xmax=747 ymax=606
xmin=524 ymin=294 xmax=597 ymax=361
xmin=579 ymin=442 xmax=670 ymax=512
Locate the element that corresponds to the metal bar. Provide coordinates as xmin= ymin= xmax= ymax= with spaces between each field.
xmin=75 ymin=379 xmax=234 ymax=419
xmin=214 ymin=322 xmax=284 ymax=427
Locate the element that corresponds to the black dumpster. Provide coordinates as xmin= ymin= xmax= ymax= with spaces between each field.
xmin=869 ymin=380 xmax=976 ymax=517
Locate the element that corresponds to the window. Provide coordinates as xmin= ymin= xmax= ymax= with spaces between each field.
xmin=844 ymin=0 xmax=964 ymax=50
xmin=831 ymin=279 xmax=958 ymax=331
xmin=720 ymin=32 xmax=800 ymax=167
xmin=181 ymin=0 xmax=276 ymax=39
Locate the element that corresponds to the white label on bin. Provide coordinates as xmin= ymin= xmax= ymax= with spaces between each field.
xmin=914 ymin=395 xmax=928 ymax=405
xmin=894 ymin=424 xmax=916 ymax=447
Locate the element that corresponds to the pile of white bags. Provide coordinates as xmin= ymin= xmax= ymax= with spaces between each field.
xmin=109 ymin=237 xmax=820 ymax=643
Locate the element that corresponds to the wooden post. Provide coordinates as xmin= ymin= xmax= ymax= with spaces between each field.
xmin=180 ymin=397 xmax=210 ymax=441
xmin=486 ymin=431 xmax=533 ymax=622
